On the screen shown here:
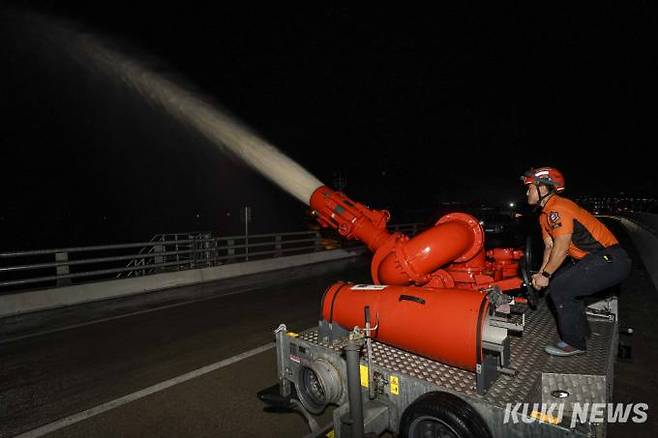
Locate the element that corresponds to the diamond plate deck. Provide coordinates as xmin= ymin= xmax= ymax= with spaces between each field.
xmin=298 ymin=300 xmax=615 ymax=408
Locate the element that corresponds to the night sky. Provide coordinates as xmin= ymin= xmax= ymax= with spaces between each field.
xmin=1 ymin=3 xmax=657 ymax=250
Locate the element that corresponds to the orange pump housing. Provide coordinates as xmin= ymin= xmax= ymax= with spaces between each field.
xmin=310 ymin=186 xmax=523 ymax=292
xmin=321 ymin=282 xmax=490 ymax=371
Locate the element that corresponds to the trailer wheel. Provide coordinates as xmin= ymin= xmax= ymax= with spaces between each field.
xmin=399 ymin=392 xmax=491 ymax=438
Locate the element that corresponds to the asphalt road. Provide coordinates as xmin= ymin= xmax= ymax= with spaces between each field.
xmin=0 ymin=257 xmax=370 ymax=438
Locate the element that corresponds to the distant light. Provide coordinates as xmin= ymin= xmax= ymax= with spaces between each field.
xmin=509 ymin=202 xmax=515 ymax=208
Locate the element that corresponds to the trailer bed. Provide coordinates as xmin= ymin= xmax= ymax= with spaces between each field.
xmin=286 ymin=297 xmax=618 ymax=437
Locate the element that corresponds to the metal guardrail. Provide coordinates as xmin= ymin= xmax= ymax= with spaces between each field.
xmin=0 ymin=223 xmax=423 ymax=293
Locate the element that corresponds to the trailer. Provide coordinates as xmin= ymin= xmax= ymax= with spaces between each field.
xmin=262 ymin=295 xmax=618 ymax=438
xmin=258 ymin=186 xmax=621 ymax=437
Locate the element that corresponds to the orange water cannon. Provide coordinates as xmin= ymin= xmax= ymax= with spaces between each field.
xmin=309 ymin=186 xmax=524 ymax=292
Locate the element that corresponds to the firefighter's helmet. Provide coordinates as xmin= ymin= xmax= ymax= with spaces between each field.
xmin=521 ymin=167 xmax=566 ymax=192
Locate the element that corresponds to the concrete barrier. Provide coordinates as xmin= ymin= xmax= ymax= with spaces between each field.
xmin=623 ymin=212 xmax=658 ymax=235
xmin=607 ymin=215 xmax=658 ymax=290
xmin=0 ymin=247 xmax=365 ymax=318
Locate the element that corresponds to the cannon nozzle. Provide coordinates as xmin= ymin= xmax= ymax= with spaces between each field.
xmin=309 ymin=186 xmax=392 ymax=252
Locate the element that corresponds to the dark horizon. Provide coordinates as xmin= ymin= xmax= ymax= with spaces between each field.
xmin=2 ymin=4 xmax=657 ymax=250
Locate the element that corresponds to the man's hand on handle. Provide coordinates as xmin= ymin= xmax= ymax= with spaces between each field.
xmin=532 ymin=273 xmax=549 ymax=290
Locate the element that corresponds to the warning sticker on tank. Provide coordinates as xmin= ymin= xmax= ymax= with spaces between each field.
xmin=351 ymin=284 xmax=388 ymax=290
xmin=359 ymin=365 xmax=369 ymax=388
xmin=390 ymin=375 xmax=399 ymax=395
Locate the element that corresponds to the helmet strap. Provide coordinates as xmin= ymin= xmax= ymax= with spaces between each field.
xmin=537 ymin=184 xmax=555 ymax=210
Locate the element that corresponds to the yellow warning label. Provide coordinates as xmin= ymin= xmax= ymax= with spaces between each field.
xmin=530 ymin=410 xmax=560 ymax=425
xmin=287 ymin=332 xmax=299 ymax=337
xmin=390 ymin=375 xmax=399 ymax=395
xmin=359 ymin=365 xmax=369 ymax=388
xmin=325 ymin=430 xmax=335 ymax=438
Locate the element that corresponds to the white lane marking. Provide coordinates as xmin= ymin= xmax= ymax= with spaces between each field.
xmin=14 ymin=342 xmax=275 ymax=438
xmin=0 ymin=285 xmax=261 ymax=345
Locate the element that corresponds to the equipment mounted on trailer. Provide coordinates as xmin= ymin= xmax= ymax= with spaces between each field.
xmin=258 ymin=186 xmax=619 ymax=437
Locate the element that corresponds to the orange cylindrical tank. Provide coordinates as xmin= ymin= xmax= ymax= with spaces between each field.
xmin=321 ymin=282 xmax=490 ymax=371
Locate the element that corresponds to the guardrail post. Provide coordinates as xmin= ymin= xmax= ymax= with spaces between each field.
xmin=153 ymin=244 xmax=164 ymax=272
xmin=55 ymin=252 xmax=71 ymax=286
xmin=201 ymin=233 xmax=212 ymax=267
xmin=275 ymin=235 xmax=282 ymax=257
xmin=175 ymin=235 xmax=180 ymax=270
xmin=210 ymin=238 xmax=220 ymax=266
xmin=190 ymin=234 xmax=197 ymax=269
xmin=227 ymin=239 xmax=235 ymax=263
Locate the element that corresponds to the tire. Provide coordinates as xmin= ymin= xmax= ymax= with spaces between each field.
xmin=399 ymin=392 xmax=492 ymax=438
xmin=524 ymin=233 xmax=543 ymax=273
xmin=519 ymin=254 xmax=538 ymax=310
xmin=519 ymin=234 xmax=540 ymax=310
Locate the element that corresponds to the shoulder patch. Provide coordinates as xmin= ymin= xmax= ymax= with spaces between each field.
xmin=549 ymin=211 xmax=562 ymax=229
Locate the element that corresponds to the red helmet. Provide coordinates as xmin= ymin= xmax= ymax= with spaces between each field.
xmin=521 ymin=167 xmax=566 ymax=192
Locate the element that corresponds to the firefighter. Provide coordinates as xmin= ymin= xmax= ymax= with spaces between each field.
xmin=521 ymin=167 xmax=631 ymax=356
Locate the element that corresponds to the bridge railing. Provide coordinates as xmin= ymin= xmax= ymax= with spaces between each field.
xmin=0 ymin=223 xmax=423 ymax=293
